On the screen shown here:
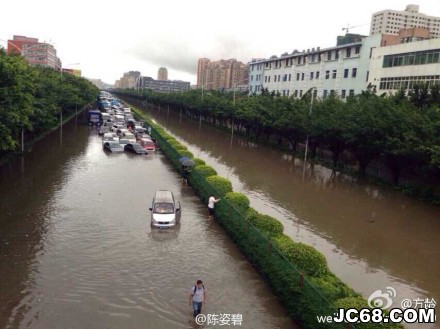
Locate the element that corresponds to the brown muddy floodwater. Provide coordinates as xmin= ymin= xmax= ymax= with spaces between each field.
xmin=0 ymin=115 xmax=295 ymax=329
xmin=132 ymin=100 xmax=440 ymax=329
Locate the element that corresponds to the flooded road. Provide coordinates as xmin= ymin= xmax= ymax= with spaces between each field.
xmin=0 ymin=117 xmax=294 ymax=329
xmin=133 ymin=100 xmax=440 ymax=329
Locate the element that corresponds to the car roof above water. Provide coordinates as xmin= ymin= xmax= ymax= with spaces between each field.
xmin=154 ymin=190 xmax=174 ymax=203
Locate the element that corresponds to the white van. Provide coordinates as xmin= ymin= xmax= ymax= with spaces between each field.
xmin=149 ymin=190 xmax=181 ymax=228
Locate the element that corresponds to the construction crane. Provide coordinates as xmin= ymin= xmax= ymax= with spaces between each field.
xmin=342 ymin=23 xmax=370 ymax=34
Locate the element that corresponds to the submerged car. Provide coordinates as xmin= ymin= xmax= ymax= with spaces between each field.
xmin=124 ymin=143 xmax=147 ymax=154
xmin=139 ymin=138 xmax=156 ymax=152
xmin=149 ymin=190 xmax=181 ymax=228
xmin=103 ymin=141 xmax=124 ymax=153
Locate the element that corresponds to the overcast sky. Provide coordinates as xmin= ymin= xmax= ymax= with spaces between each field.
xmin=1 ymin=0 xmax=439 ymax=85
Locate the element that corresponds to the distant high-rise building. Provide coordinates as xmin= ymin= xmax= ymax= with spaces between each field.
xmin=370 ymin=4 xmax=440 ymax=38
xmin=157 ymin=67 xmax=168 ymax=80
xmin=7 ymin=35 xmax=61 ymax=70
xmin=115 ymin=71 xmax=141 ymax=89
xmin=196 ymin=58 xmax=249 ymax=90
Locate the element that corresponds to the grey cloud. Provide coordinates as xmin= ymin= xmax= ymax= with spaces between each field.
xmin=128 ymin=35 xmax=255 ymax=75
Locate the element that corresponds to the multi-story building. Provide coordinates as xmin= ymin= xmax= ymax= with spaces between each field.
xmin=6 ymin=35 xmax=38 ymax=54
xmin=115 ymin=71 xmax=141 ymax=89
xmin=7 ymin=35 xmax=61 ymax=70
xmin=136 ymin=77 xmax=190 ymax=93
xmin=197 ymin=58 xmax=210 ymax=87
xmin=368 ymin=36 xmax=440 ymax=95
xmin=197 ymin=58 xmax=249 ymax=90
xmin=248 ymin=58 xmax=266 ymax=94
xmin=249 ymin=27 xmax=440 ymax=98
xmin=370 ymin=4 xmax=440 ymax=39
xmin=157 ymin=67 xmax=168 ymax=81
xmin=249 ymin=34 xmax=382 ymax=99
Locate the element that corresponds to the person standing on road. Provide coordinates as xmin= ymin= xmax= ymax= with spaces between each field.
xmin=188 ymin=280 xmax=206 ymax=318
xmin=208 ymin=195 xmax=220 ymax=220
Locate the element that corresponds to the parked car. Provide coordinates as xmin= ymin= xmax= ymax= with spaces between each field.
xmin=139 ymin=138 xmax=156 ymax=151
xmin=102 ymin=133 xmax=117 ymax=144
xmin=111 ymin=124 xmax=125 ymax=132
xmin=98 ymin=125 xmax=110 ymax=135
xmin=149 ymin=190 xmax=181 ymax=228
xmin=119 ymin=138 xmax=131 ymax=148
xmin=124 ymin=143 xmax=147 ymax=154
xmin=103 ymin=141 xmax=124 ymax=153
xmin=122 ymin=132 xmax=136 ymax=144
xmin=116 ymin=128 xmax=129 ymax=136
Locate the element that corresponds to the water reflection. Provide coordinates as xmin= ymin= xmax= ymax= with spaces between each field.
xmin=0 ymin=114 xmax=293 ymax=329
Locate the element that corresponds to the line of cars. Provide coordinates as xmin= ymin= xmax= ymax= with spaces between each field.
xmin=96 ymin=93 xmax=156 ymax=155
xmin=98 ymin=92 xmax=181 ymax=229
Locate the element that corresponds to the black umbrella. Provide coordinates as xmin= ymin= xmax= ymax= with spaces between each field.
xmin=179 ymin=156 xmax=190 ymax=163
xmin=181 ymin=159 xmax=196 ymax=167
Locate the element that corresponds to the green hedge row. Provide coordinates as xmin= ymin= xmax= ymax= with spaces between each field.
xmin=128 ymin=104 xmax=403 ymax=329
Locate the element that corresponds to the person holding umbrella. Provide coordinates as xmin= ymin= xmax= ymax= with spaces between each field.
xmin=180 ymin=158 xmax=195 ymax=185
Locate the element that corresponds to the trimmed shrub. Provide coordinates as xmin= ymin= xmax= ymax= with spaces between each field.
xmin=245 ymin=209 xmax=284 ymax=237
xmin=194 ymin=165 xmax=217 ymax=178
xmin=206 ymin=175 xmax=233 ymax=196
xmin=272 ymin=234 xmax=329 ymax=278
xmin=225 ymin=192 xmax=250 ymax=215
xmin=334 ymin=297 xmax=402 ymax=329
xmin=193 ymin=158 xmax=206 ymax=166
xmin=309 ymin=273 xmax=356 ymax=301
xmin=177 ymin=150 xmax=194 ymax=158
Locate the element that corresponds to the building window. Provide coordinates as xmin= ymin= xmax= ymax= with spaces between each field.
xmin=288 ymin=74 xmax=291 ymax=81
xmin=341 ymin=90 xmax=346 ymax=98
xmin=328 ymin=51 xmax=332 ymax=60
xmin=335 ymin=50 xmax=339 ymax=60
xmin=323 ymin=90 xmax=328 ymax=97
xmin=278 ymin=75 xmax=281 ymax=81
xmin=268 ymin=76 xmax=271 ymax=82
xmin=296 ymin=73 xmax=300 ymax=81
xmin=355 ymin=46 xmax=360 ymax=54
xmin=332 ymin=70 xmax=337 ymax=79
xmin=251 ymin=75 xmax=254 ymax=81
xmin=265 ymin=76 xmax=267 ymax=82
xmin=344 ymin=69 xmax=349 ymax=78
xmin=284 ymin=74 xmax=288 ymax=81
xmin=325 ymin=70 xmax=330 ymax=79
xmin=299 ymin=90 xmax=303 ymax=97
xmin=352 ymin=68 xmax=357 ymax=78
xmin=297 ymin=57 xmax=301 ymax=65
xmin=274 ymin=75 xmax=277 ymax=82
xmin=346 ymin=48 xmax=351 ymax=58
xmin=349 ymin=89 xmax=355 ymax=97
xmin=310 ymin=72 xmax=314 ymax=79
xmin=294 ymin=90 xmax=298 ymax=97
xmin=250 ymin=86 xmax=253 ymax=92
xmin=287 ymin=90 xmax=290 ymax=97
xmin=301 ymin=73 xmax=305 ymax=80
xmin=316 ymin=71 xmax=320 ymax=79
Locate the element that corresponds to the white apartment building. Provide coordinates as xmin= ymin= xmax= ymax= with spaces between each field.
xmin=370 ymin=4 xmax=440 ymax=39
xmin=248 ymin=34 xmax=383 ymax=99
xmin=368 ymin=38 xmax=440 ymax=95
xmin=248 ymin=59 xmax=265 ymax=94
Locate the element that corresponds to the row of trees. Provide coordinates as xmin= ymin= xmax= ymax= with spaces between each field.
xmin=115 ymin=85 xmax=440 ymax=187
xmin=0 ymin=49 xmax=98 ymax=154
